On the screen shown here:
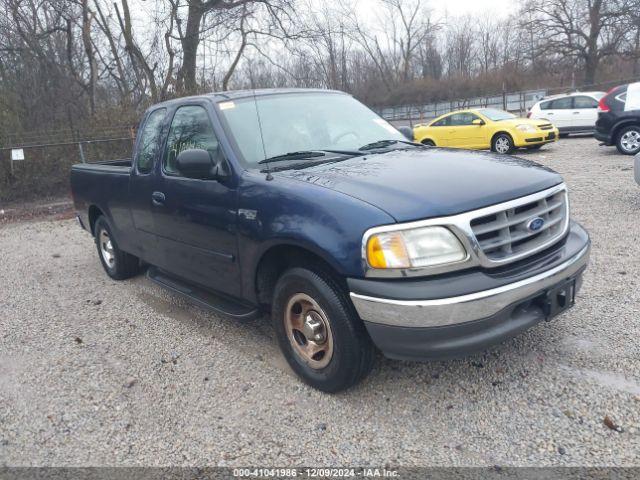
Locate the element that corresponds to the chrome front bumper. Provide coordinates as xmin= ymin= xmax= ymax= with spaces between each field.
xmin=350 ymin=242 xmax=590 ymax=329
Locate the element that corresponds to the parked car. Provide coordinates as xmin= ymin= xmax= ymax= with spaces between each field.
xmin=528 ymin=91 xmax=605 ymax=136
xmin=412 ymin=108 xmax=559 ymax=154
xmin=70 ymin=89 xmax=590 ymax=392
xmin=595 ymin=83 xmax=640 ymax=155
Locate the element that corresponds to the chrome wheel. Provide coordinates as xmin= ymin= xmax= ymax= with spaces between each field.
xmin=284 ymin=293 xmax=334 ymax=369
xmin=620 ymin=130 xmax=640 ymax=153
xmin=494 ymin=136 xmax=511 ymax=154
xmin=99 ymin=229 xmax=115 ymax=269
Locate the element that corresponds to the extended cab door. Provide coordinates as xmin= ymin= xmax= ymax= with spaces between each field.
xmin=150 ymin=102 xmax=242 ymax=297
xmin=129 ymin=107 xmax=168 ymax=265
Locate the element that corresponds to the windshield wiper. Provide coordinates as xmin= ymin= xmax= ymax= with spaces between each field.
xmin=358 ymin=139 xmax=420 ymax=151
xmin=258 ymin=151 xmax=326 ymax=164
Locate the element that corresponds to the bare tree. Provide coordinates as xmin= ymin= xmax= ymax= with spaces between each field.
xmin=522 ymin=0 xmax=636 ymax=84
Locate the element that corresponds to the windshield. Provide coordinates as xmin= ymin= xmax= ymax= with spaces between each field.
xmin=217 ymin=92 xmax=405 ymax=167
xmin=479 ymin=108 xmax=517 ymax=121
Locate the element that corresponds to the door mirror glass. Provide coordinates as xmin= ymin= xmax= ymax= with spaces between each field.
xmin=472 ymin=118 xmax=485 ymax=126
xmin=176 ymin=149 xmax=219 ymax=180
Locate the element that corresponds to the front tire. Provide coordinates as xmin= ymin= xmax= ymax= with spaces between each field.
xmin=616 ymin=125 xmax=640 ymax=155
xmin=272 ymin=267 xmax=375 ymax=392
xmin=94 ymin=216 xmax=141 ymax=280
xmin=492 ymin=133 xmax=514 ymax=154
xmin=421 ymin=139 xmax=435 ymax=146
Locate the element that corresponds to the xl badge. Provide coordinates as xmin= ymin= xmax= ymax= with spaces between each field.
xmin=527 ymin=216 xmax=545 ymax=232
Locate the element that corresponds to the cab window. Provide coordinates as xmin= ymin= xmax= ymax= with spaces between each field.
xmin=550 ymin=97 xmax=573 ymax=109
xmin=573 ymin=96 xmax=598 ymax=109
xmin=164 ymin=105 xmax=221 ymax=176
xmin=136 ymin=108 xmax=166 ymax=174
xmin=431 ymin=115 xmax=451 ymax=127
xmin=449 ymin=112 xmax=479 ymax=126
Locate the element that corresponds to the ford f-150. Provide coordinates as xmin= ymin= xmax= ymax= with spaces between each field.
xmin=70 ymin=89 xmax=590 ymax=392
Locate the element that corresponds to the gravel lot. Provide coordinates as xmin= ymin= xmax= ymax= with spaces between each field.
xmin=1 ymin=137 xmax=639 ymax=467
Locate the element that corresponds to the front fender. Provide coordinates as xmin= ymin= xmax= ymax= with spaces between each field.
xmin=236 ymin=172 xmax=395 ymax=303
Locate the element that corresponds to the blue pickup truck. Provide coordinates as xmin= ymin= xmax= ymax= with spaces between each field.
xmin=71 ymin=89 xmax=590 ymax=392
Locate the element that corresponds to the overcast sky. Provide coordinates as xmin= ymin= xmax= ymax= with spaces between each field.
xmin=436 ymin=0 xmax=511 ymax=17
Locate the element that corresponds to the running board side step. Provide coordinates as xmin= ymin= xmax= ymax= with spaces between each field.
xmin=147 ymin=267 xmax=259 ymax=320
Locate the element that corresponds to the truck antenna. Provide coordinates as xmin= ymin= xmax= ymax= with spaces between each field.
xmin=253 ymin=90 xmax=272 ymax=180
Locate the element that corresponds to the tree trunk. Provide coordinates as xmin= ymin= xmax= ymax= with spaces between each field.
xmin=179 ymin=1 xmax=205 ymax=94
xmin=584 ymin=54 xmax=598 ymax=85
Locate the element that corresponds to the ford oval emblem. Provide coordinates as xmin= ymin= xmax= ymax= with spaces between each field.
xmin=527 ymin=217 xmax=545 ymax=232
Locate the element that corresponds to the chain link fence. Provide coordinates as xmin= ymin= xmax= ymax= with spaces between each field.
xmin=379 ymin=76 xmax=640 ymax=126
xmin=0 ymin=126 xmax=135 ymax=202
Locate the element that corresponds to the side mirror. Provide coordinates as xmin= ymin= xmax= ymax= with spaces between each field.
xmin=175 ymin=149 xmax=220 ymax=180
xmin=472 ymin=118 xmax=485 ymax=126
xmin=397 ymin=126 xmax=414 ymax=141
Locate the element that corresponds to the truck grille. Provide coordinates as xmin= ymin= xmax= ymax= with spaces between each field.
xmin=470 ymin=188 xmax=568 ymax=262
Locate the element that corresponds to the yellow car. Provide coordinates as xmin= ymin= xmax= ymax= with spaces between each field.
xmin=413 ymin=108 xmax=559 ymax=154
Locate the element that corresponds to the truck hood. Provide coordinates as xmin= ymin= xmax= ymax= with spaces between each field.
xmin=277 ymin=148 xmax=563 ymax=222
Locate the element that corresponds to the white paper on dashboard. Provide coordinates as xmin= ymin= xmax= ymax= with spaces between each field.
xmin=624 ymin=82 xmax=640 ymax=111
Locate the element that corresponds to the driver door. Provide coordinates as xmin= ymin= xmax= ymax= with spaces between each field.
xmin=150 ymin=103 xmax=242 ymax=297
xmin=446 ymin=112 xmax=486 ymax=149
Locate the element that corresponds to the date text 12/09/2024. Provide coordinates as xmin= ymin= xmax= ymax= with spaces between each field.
xmin=232 ymin=468 xmax=399 ymax=477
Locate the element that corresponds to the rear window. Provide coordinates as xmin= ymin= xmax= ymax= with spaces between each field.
xmin=616 ymin=92 xmax=627 ymax=103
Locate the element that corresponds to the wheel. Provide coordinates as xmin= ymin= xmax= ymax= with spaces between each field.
xmin=492 ymin=133 xmax=514 ymax=154
xmin=94 ymin=216 xmax=141 ymax=280
xmin=616 ymin=125 xmax=640 ymax=155
xmin=421 ymin=139 xmax=435 ymax=146
xmin=272 ymin=267 xmax=375 ymax=392
xmin=527 ymin=144 xmax=543 ymax=150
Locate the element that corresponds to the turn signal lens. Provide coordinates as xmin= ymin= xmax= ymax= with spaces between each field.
xmin=366 ymin=226 xmax=467 ymax=270
xmin=367 ymin=232 xmax=410 ymax=269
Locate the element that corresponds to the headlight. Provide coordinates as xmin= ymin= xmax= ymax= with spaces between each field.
xmin=516 ymin=124 xmax=537 ymax=133
xmin=366 ymin=226 xmax=467 ymax=269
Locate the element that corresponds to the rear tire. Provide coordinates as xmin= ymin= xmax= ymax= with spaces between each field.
xmin=421 ymin=139 xmax=435 ymax=147
xmin=491 ymin=133 xmax=514 ymax=154
xmin=272 ymin=267 xmax=375 ymax=392
xmin=94 ymin=216 xmax=141 ymax=280
xmin=616 ymin=125 xmax=640 ymax=155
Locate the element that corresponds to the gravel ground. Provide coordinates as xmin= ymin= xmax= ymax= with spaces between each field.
xmin=1 ymin=137 xmax=639 ymax=467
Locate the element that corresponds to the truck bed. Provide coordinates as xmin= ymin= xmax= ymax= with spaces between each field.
xmin=71 ymin=159 xmax=132 ymax=174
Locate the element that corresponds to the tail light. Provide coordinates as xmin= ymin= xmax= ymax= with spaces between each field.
xmin=526 ymin=111 xmax=532 ymax=118
xmin=598 ymin=87 xmax=616 ymax=112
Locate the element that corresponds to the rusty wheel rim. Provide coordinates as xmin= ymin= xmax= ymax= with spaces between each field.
xmin=284 ymin=293 xmax=334 ymax=369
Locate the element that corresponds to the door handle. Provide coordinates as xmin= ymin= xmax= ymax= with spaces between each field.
xmin=573 ymin=111 xmax=581 ymax=114
xmin=151 ymin=191 xmax=166 ymax=206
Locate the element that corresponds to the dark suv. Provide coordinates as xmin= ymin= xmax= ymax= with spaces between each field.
xmin=595 ymin=84 xmax=640 ymax=155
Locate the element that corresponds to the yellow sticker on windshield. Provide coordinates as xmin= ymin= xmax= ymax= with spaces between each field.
xmin=373 ymin=118 xmax=398 ymax=134
xmin=219 ymin=101 xmax=236 ymax=111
